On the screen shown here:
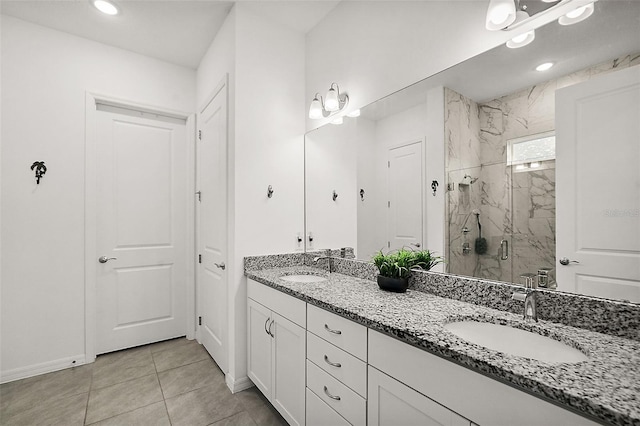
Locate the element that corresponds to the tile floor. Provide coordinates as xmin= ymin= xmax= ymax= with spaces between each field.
xmin=0 ymin=338 xmax=287 ymax=426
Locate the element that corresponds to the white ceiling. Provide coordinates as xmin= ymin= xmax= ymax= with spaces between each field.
xmin=0 ymin=0 xmax=340 ymax=69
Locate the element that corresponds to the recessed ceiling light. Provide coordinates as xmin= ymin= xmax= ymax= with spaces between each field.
xmin=536 ymin=62 xmax=554 ymax=72
xmin=92 ymin=0 xmax=119 ymax=16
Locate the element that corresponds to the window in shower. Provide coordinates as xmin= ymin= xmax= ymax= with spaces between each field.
xmin=507 ymin=131 xmax=556 ymax=172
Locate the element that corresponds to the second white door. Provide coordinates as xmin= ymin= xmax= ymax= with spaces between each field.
xmin=387 ymin=141 xmax=424 ymax=251
xmin=197 ymin=81 xmax=228 ymax=372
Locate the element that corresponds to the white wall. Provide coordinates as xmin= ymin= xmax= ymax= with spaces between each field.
xmin=305 ymin=1 xmax=515 ymax=131
xmin=196 ymin=3 xmax=306 ymax=390
xmin=0 ymin=15 xmax=196 ymax=381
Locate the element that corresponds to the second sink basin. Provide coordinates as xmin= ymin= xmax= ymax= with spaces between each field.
xmin=444 ymin=321 xmax=589 ymax=364
xmin=280 ymin=274 xmax=328 ymax=283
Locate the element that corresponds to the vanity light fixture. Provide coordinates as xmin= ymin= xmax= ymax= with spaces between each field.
xmin=558 ymin=2 xmax=594 ymax=25
xmin=92 ymin=0 xmax=119 ymax=15
xmin=535 ymin=62 xmax=554 ymax=71
xmin=486 ymin=0 xmax=517 ymax=30
xmin=506 ymin=10 xmax=535 ymax=48
xmin=308 ymin=83 xmax=349 ymax=119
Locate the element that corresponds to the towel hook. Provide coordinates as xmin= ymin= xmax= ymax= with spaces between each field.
xmin=31 ymin=161 xmax=47 ymax=184
xmin=267 ymin=185 xmax=274 ymax=198
xmin=332 ymin=190 xmax=338 ymax=201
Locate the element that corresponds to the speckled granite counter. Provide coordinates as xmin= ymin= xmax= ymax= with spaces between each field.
xmin=245 ymin=265 xmax=640 ymax=426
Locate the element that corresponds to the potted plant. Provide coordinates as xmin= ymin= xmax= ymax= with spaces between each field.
xmin=372 ymin=248 xmax=442 ymax=293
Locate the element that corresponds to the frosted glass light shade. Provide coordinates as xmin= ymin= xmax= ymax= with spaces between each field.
xmin=93 ymin=0 xmax=119 ymax=15
xmin=486 ymin=0 xmax=516 ymax=30
xmin=324 ymin=87 xmax=339 ymax=112
xmin=506 ymin=11 xmax=534 ymax=48
xmin=308 ymin=96 xmax=323 ymax=119
xmin=559 ymin=3 xmax=594 ymax=25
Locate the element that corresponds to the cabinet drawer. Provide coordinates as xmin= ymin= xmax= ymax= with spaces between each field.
xmin=307 ymin=331 xmax=366 ymax=397
xmin=306 ymin=387 xmax=350 ymax=426
xmin=307 ymin=360 xmax=366 ymax=426
xmin=248 ymin=279 xmax=306 ymax=327
xmin=307 ymin=304 xmax=367 ymax=361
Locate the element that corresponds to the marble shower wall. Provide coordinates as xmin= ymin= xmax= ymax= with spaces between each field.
xmin=445 ymin=53 xmax=640 ymax=286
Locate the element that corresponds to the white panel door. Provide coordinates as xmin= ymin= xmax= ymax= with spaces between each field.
xmin=388 ymin=141 xmax=424 ymax=251
xmin=197 ymin=82 xmax=228 ymax=371
xmin=247 ymin=298 xmax=273 ymax=399
xmin=368 ymin=366 xmax=470 ymax=426
xmin=556 ymin=65 xmax=640 ymax=301
xmin=272 ymin=312 xmax=306 ymax=426
xmin=95 ymin=109 xmax=187 ymax=354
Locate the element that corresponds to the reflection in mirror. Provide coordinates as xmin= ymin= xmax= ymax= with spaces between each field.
xmin=304 ymin=0 xmax=640 ymax=303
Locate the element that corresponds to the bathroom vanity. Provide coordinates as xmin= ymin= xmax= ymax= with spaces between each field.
xmin=245 ymin=254 xmax=640 ymax=426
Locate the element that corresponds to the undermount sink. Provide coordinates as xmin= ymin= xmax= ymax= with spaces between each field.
xmin=444 ymin=321 xmax=589 ymax=364
xmin=280 ymin=274 xmax=328 ymax=283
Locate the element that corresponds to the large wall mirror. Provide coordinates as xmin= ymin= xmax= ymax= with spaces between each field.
xmin=304 ymin=0 xmax=640 ymax=303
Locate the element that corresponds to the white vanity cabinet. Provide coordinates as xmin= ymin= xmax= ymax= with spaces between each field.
xmin=247 ymin=279 xmax=306 ymax=426
xmin=306 ymin=304 xmax=368 ymax=426
xmin=368 ymin=365 xmax=470 ymax=426
xmin=368 ymin=329 xmax=599 ymax=426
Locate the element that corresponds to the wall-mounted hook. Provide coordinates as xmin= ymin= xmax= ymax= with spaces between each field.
xmin=431 ymin=180 xmax=439 ymax=196
xmin=31 ymin=161 xmax=47 ymax=184
xmin=332 ymin=190 xmax=338 ymax=201
xmin=359 ymin=188 xmax=365 ymax=201
xmin=267 ymin=185 xmax=274 ymax=198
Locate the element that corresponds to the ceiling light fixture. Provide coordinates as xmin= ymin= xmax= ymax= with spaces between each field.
xmin=308 ymin=83 xmax=349 ymax=119
xmin=506 ymin=10 xmax=535 ymax=48
xmin=331 ymin=116 xmax=344 ymax=125
xmin=558 ymin=2 xmax=594 ymax=25
xmin=92 ymin=0 xmax=119 ymax=15
xmin=485 ymin=0 xmax=517 ymax=30
xmin=535 ymin=62 xmax=554 ymax=71
xmin=347 ymin=109 xmax=361 ymax=118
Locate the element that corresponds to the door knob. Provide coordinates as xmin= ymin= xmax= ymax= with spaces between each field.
xmin=214 ymin=262 xmax=226 ymax=270
xmin=411 ymin=242 xmax=421 ymax=248
xmin=559 ymin=257 xmax=579 ymax=266
xmin=98 ymin=256 xmax=117 ymax=263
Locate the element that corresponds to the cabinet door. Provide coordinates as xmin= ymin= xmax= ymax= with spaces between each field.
xmin=368 ymin=366 xmax=470 ymax=426
xmin=273 ymin=312 xmax=306 ymax=426
xmin=247 ymin=298 xmax=273 ymax=400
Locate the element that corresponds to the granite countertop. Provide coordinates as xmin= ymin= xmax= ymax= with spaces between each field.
xmin=246 ymin=266 xmax=640 ymax=426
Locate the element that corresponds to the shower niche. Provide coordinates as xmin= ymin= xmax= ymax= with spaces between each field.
xmin=445 ymin=84 xmax=557 ymax=288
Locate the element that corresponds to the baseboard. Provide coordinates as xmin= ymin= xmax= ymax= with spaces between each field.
xmin=0 ymin=354 xmax=87 ymax=384
xmin=226 ymin=374 xmax=254 ymax=393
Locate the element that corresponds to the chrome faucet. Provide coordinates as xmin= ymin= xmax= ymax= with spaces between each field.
xmin=313 ymin=249 xmax=333 ymax=273
xmin=512 ymin=273 xmax=538 ymax=322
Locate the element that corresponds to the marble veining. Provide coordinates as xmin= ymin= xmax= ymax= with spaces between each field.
xmin=245 ymin=263 xmax=640 ymax=426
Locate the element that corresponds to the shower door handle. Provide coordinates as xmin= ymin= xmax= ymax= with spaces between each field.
xmin=500 ymin=239 xmax=509 ymax=260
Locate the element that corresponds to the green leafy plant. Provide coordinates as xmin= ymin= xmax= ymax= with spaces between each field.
xmin=372 ymin=248 xmax=443 ymax=279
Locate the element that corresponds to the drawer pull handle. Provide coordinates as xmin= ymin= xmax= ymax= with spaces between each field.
xmin=323 ymin=385 xmax=341 ymax=401
xmin=264 ymin=318 xmax=271 ymax=336
xmin=324 ymin=324 xmax=342 ymax=335
xmin=324 ymin=355 xmax=342 ymax=368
